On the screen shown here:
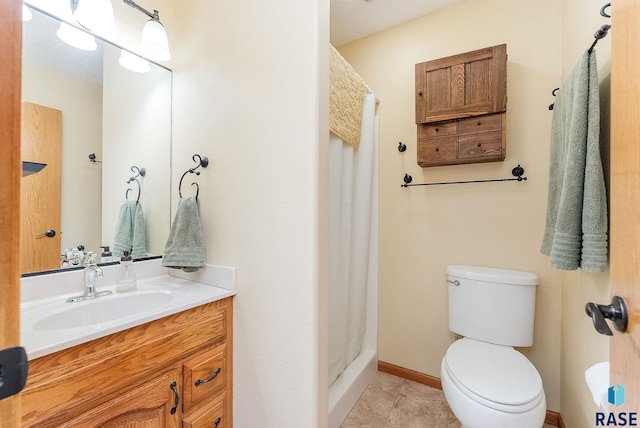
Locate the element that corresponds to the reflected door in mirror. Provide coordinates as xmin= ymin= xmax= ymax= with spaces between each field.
xmin=21 ymin=102 xmax=62 ymax=273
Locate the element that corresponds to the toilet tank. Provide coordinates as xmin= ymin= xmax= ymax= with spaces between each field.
xmin=447 ymin=265 xmax=538 ymax=347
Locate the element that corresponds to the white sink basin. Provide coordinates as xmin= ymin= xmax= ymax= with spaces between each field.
xmin=21 ymin=276 xmax=235 ymax=360
xmin=32 ymin=291 xmax=173 ymax=331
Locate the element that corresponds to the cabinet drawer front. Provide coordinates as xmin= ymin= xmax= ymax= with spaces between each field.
xmin=458 ymin=131 xmax=504 ymax=160
xmin=183 ymin=395 xmax=226 ymax=428
xmin=418 ymin=121 xmax=457 ymax=139
xmin=458 ymin=113 xmax=503 ymax=135
xmin=183 ymin=344 xmax=227 ymax=412
xmin=417 ymin=138 xmax=457 ymax=166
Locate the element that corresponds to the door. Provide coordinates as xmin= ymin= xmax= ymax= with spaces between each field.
xmin=610 ymin=0 xmax=640 ymax=411
xmin=20 ymin=102 xmax=62 ymax=273
xmin=0 ymin=0 xmax=23 ymax=425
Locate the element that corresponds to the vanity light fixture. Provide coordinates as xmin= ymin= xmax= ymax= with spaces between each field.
xmin=123 ymin=0 xmax=171 ymax=61
xmin=71 ymin=0 xmax=117 ymax=38
xmin=119 ymin=49 xmax=151 ymax=73
xmin=56 ymin=22 xmax=98 ymax=51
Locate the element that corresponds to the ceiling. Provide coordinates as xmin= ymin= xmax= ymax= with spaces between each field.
xmin=330 ymin=0 xmax=462 ymax=47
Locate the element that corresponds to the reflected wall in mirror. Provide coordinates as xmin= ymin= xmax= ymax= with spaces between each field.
xmin=21 ymin=6 xmax=172 ymax=276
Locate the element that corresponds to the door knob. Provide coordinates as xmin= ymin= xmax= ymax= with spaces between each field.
xmin=36 ymin=229 xmax=56 ymax=238
xmin=585 ymin=296 xmax=628 ymax=336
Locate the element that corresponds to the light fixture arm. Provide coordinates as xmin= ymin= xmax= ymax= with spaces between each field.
xmin=123 ymin=0 xmax=159 ymax=21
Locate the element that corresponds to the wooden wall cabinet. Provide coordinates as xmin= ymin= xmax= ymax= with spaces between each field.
xmin=415 ymin=44 xmax=507 ymax=167
xmin=21 ymin=297 xmax=233 ymax=428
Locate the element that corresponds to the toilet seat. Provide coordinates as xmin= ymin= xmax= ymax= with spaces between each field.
xmin=443 ymin=338 xmax=544 ymax=413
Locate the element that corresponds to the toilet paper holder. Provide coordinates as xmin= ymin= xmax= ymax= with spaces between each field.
xmin=585 ymin=296 xmax=628 ymax=336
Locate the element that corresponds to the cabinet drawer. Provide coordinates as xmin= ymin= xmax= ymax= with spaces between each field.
xmin=417 ymin=138 xmax=457 ymax=166
xmin=418 ymin=121 xmax=457 ymax=139
xmin=183 ymin=394 xmax=226 ymax=428
xmin=458 ymin=113 xmax=503 ymax=135
xmin=458 ymin=131 xmax=504 ymax=161
xmin=183 ymin=344 xmax=227 ymax=412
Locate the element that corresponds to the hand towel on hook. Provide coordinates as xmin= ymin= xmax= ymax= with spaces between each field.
xmin=112 ymin=200 xmax=147 ymax=259
xmin=162 ymin=197 xmax=205 ymax=272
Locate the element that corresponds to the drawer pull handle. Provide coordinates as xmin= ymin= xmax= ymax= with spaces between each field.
xmin=170 ymin=381 xmax=179 ymax=414
xmin=195 ymin=367 xmax=222 ymax=386
xmin=214 ymin=417 xmax=222 ymax=427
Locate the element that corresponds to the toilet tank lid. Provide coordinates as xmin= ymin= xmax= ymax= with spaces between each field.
xmin=447 ymin=265 xmax=538 ymax=285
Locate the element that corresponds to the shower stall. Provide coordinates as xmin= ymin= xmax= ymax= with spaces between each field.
xmin=328 ymin=89 xmax=379 ymax=428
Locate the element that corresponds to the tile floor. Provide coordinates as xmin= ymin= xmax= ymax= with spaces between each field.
xmin=340 ymin=372 xmax=555 ymax=428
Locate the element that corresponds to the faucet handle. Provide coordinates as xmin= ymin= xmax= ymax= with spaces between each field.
xmin=83 ymin=252 xmax=98 ymax=266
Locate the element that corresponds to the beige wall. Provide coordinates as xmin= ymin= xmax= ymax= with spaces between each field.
xmin=172 ymin=1 xmax=329 ymax=427
xmin=339 ymin=0 xmax=611 ymax=418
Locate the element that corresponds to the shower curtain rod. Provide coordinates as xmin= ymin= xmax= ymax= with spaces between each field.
xmin=401 ymin=165 xmax=527 ymax=188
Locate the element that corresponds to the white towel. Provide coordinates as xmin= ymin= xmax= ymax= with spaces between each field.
xmin=541 ymin=51 xmax=608 ymax=272
xmin=162 ymin=197 xmax=205 ymax=272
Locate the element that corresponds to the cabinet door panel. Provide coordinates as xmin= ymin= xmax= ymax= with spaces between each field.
xmin=63 ymin=371 xmax=181 ymax=428
xmin=416 ymin=44 xmax=506 ymax=123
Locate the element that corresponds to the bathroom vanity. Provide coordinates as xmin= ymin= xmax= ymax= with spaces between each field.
xmin=19 ymin=260 xmax=235 ymax=427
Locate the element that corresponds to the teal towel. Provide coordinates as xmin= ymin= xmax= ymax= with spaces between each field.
xmin=541 ymin=51 xmax=608 ymax=272
xmin=162 ymin=197 xmax=205 ymax=272
xmin=112 ymin=200 xmax=147 ymax=259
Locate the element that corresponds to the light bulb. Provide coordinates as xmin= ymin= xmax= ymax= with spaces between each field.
xmin=140 ymin=19 xmax=171 ymax=61
xmin=119 ymin=50 xmax=151 ymax=73
xmin=56 ymin=23 xmax=97 ymax=51
xmin=73 ymin=0 xmax=116 ymax=38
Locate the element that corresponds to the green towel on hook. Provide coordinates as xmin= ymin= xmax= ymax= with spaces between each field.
xmin=541 ymin=50 xmax=608 ymax=272
xmin=162 ymin=197 xmax=205 ymax=272
xmin=112 ymin=200 xmax=147 ymax=259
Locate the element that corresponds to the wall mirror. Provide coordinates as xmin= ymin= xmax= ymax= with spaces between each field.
xmin=21 ymin=5 xmax=172 ymax=276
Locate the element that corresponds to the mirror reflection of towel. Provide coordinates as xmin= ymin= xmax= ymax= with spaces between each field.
xmin=162 ymin=197 xmax=205 ymax=272
xmin=113 ymin=200 xmax=147 ymax=259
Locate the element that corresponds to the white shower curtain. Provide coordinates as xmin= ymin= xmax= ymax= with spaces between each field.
xmin=328 ymin=90 xmax=377 ymax=386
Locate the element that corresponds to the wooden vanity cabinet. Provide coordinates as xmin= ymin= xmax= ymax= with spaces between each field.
xmin=21 ymin=297 xmax=233 ymax=428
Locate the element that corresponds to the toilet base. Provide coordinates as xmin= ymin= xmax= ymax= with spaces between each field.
xmin=441 ymin=359 xmax=547 ymax=428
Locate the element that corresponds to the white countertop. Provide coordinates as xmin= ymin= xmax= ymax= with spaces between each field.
xmin=20 ymin=259 xmax=236 ymax=360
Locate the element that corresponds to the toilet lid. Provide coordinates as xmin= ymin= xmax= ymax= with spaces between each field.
xmin=444 ymin=339 xmax=543 ymax=409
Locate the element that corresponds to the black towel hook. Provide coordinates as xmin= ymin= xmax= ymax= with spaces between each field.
xmin=600 ymin=3 xmax=611 ymax=18
xmin=126 ymin=165 xmax=146 ymax=203
xmin=549 ymin=87 xmax=560 ymax=110
xmin=179 ymin=154 xmax=209 ymax=199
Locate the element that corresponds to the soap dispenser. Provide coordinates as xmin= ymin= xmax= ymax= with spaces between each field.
xmin=116 ymin=251 xmax=137 ymax=292
xmin=100 ymin=246 xmax=113 ymax=263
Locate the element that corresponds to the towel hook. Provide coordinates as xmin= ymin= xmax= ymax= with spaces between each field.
xmin=126 ymin=165 xmax=146 ymax=203
xmin=549 ymin=87 xmax=560 ymax=110
xmin=178 ymin=154 xmax=209 ymax=199
xmin=600 ymin=3 xmax=611 ymax=18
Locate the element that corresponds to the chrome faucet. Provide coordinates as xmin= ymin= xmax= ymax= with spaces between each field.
xmin=66 ymin=253 xmax=113 ymax=303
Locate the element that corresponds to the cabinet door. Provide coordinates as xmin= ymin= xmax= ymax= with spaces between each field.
xmin=63 ymin=370 xmax=182 ymax=427
xmin=415 ymin=44 xmax=507 ymax=123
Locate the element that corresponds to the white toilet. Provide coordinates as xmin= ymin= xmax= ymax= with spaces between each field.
xmin=440 ymin=265 xmax=546 ymax=428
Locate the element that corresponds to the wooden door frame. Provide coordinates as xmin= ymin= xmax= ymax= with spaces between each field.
xmin=0 ymin=0 xmax=22 ymax=425
xmin=610 ymin=0 xmax=640 ymax=412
